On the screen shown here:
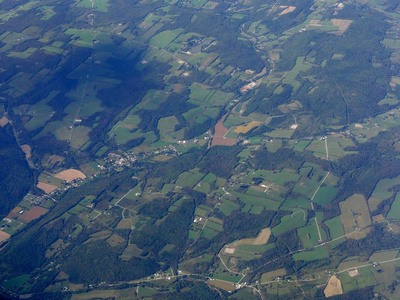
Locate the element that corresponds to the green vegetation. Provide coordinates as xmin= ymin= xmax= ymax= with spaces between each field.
xmin=0 ymin=0 xmax=399 ymax=298
xmin=272 ymin=212 xmax=307 ymax=236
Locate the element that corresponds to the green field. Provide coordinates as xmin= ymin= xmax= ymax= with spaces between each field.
xmin=232 ymin=192 xmax=280 ymax=210
xmin=219 ymin=200 xmax=240 ymax=216
xmin=149 ymin=29 xmax=183 ymax=48
xmin=271 ymin=211 xmax=307 ymax=236
xmin=297 ymin=224 xmax=322 ymax=248
xmin=324 ymin=216 xmax=345 ymax=248
xmin=77 ymin=0 xmax=109 ymax=12
xmin=313 ymin=186 xmax=338 ymax=206
xmin=387 ymin=193 xmax=400 ymax=219
xmin=292 ymin=246 xmax=328 ymax=261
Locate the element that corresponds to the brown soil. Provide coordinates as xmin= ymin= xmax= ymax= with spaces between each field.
xmin=20 ymin=144 xmax=31 ymax=159
xmin=19 ymin=206 xmax=49 ymax=222
xmin=212 ymin=114 xmax=236 ymax=146
xmin=279 ymin=6 xmax=296 ymax=15
xmin=0 ymin=116 xmax=9 ymax=127
xmin=37 ymin=182 xmax=58 ymax=194
xmin=324 ymin=275 xmax=343 ymax=297
xmin=55 ymin=169 xmax=86 ymax=182
xmin=6 ymin=206 xmax=23 ymax=219
xmin=0 ymin=231 xmax=11 ymax=243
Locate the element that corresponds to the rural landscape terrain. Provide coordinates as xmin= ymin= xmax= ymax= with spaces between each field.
xmin=1 ymin=0 xmax=400 ymax=298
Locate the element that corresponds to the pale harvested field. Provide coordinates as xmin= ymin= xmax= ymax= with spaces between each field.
xmin=207 ymin=279 xmax=236 ymax=292
xmin=234 ymin=121 xmax=261 ymax=133
xmin=372 ymin=214 xmax=385 ymax=223
xmin=331 ymin=19 xmax=353 ymax=34
xmin=37 ymin=182 xmax=58 ymax=194
xmin=340 ymin=194 xmax=371 ymax=239
xmin=173 ymin=84 xmax=185 ymax=93
xmin=235 ymin=228 xmax=271 ymax=246
xmin=0 ymin=116 xmax=9 ymax=127
xmin=324 ymin=275 xmax=343 ymax=297
xmin=153 ymin=155 xmax=172 ymax=161
xmin=261 ymin=268 xmax=286 ymax=283
xmin=390 ymin=76 xmax=400 ymax=88
xmin=20 ymin=144 xmax=31 ymax=159
xmin=279 ymin=6 xmax=296 ymax=15
xmin=55 ymin=168 xmax=86 ymax=182
xmin=269 ymin=53 xmax=280 ymax=61
xmin=0 ymin=231 xmax=11 ymax=243
xmin=116 ymin=219 xmax=132 ymax=229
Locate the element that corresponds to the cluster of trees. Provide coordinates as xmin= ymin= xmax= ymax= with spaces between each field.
xmin=0 ymin=126 xmax=33 ymax=218
xmin=63 ymin=240 xmax=160 ymax=284
xmin=199 ymin=145 xmax=244 ymax=178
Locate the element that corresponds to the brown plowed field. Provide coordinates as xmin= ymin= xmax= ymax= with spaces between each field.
xmin=19 ymin=206 xmax=49 ymax=223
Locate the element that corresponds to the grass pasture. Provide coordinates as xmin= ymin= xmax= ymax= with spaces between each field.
xmin=149 ymin=29 xmax=183 ymax=49
xmin=271 ymin=211 xmax=307 ymax=236
xmin=232 ymin=192 xmax=280 ymax=210
xmin=297 ymin=224 xmax=322 ymax=248
xmin=369 ymin=250 xmax=398 ymax=284
xmin=188 ymin=83 xmax=234 ymax=107
xmin=292 ymin=246 xmax=328 ymax=261
xmin=175 ymin=169 xmax=204 ymax=188
xmin=219 ymin=200 xmax=240 ymax=216
xmin=77 ymin=0 xmax=109 ymax=12
xmin=368 ymin=175 xmax=400 ymax=212
xmin=324 ymin=216 xmax=345 ymax=248
xmin=313 ymin=186 xmax=338 ymax=206
xmin=387 ymin=193 xmax=400 ymax=219
xmin=339 ymin=267 xmax=377 ymax=293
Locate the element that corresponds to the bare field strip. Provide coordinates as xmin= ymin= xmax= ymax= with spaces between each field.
xmin=324 ymin=275 xmax=343 ymax=297
xmin=55 ymin=168 xmax=86 ymax=182
xmin=37 ymin=182 xmax=58 ymax=194
xmin=20 ymin=144 xmax=31 ymax=159
xmin=234 ymin=121 xmax=261 ymax=133
xmin=0 ymin=231 xmax=11 ymax=243
xmin=331 ymin=19 xmax=353 ymax=34
xmin=0 ymin=116 xmax=9 ymax=127
xmin=279 ymin=6 xmax=296 ymax=15
xmin=19 ymin=206 xmax=49 ymax=222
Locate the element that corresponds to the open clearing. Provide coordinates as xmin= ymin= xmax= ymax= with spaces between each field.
xmin=37 ymin=182 xmax=58 ymax=194
xmin=19 ymin=206 xmax=48 ymax=222
xmin=0 ymin=116 xmax=9 ymax=127
xmin=20 ymin=144 xmax=31 ymax=159
xmin=339 ymin=194 xmax=371 ymax=239
xmin=331 ymin=19 xmax=353 ymax=34
xmin=0 ymin=231 xmax=11 ymax=243
xmin=324 ymin=275 xmax=343 ymax=297
xmin=279 ymin=6 xmax=296 ymax=15
xmin=54 ymin=169 xmax=86 ymax=182
xmin=212 ymin=114 xmax=236 ymax=146
xmin=6 ymin=207 xmax=23 ymax=218
xmin=234 ymin=228 xmax=271 ymax=245
xmin=207 ymin=279 xmax=236 ymax=292
xmin=261 ymin=268 xmax=286 ymax=283
xmin=234 ymin=121 xmax=261 ymax=133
